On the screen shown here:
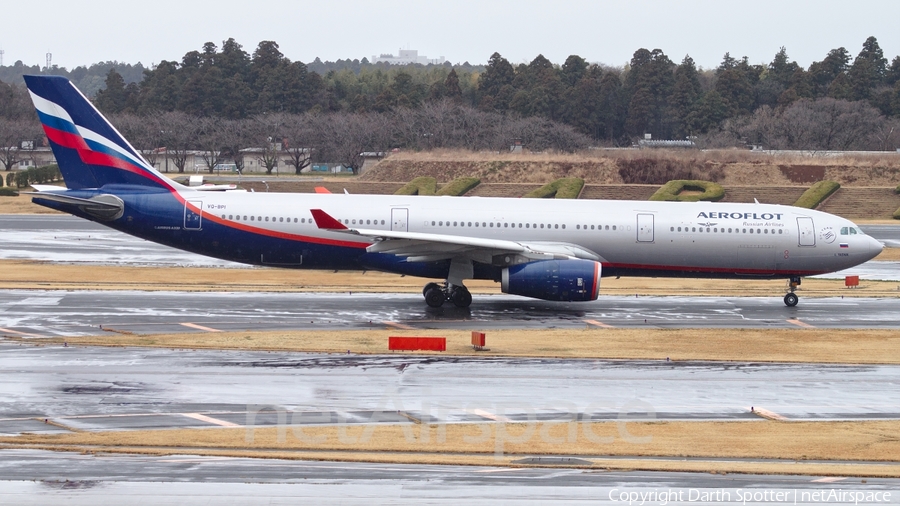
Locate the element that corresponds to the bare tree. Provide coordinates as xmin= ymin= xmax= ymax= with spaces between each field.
xmin=317 ymin=113 xmax=390 ymax=175
xmin=0 ymin=118 xmax=40 ymax=172
xmin=109 ymin=112 xmax=165 ymax=169
xmin=219 ymin=118 xmax=253 ymax=174
xmin=736 ymin=98 xmax=888 ymax=151
xmin=197 ymin=117 xmax=226 ymax=174
xmin=159 ymin=111 xmax=199 ymax=173
xmin=282 ymin=113 xmax=314 ymax=174
xmin=252 ymin=113 xmax=287 ymax=175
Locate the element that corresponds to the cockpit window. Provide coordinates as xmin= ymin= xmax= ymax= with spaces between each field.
xmin=841 ymin=226 xmax=865 ymax=236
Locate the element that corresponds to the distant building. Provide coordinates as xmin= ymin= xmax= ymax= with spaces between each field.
xmin=372 ymin=49 xmax=445 ymax=65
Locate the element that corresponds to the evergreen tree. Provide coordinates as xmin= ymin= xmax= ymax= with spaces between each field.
xmin=560 ymin=55 xmax=588 ymax=87
xmin=95 ymin=68 xmax=129 ymax=113
xmin=848 ymin=36 xmax=888 ymax=100
xmin=714 ymin=54 xmax=756 ymax=118
xmin=477 ymin=52 xmax=515 ymax=111
xmin=808 ymin=47 xmax=850 ymax=97
xmin=669 ymin=55 xmax=703 ymax=137
xmin=624 ymin=48 xmax=675 ymax=138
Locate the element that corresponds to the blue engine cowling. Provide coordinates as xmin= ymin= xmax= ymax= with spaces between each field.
xmin=501 ymin=259 xmax=601 ymax=301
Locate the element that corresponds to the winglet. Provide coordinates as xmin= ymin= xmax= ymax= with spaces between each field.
xmin=314 ymin=186 xmax=332 ymax=194
xmin=310 ymin=209 xmax=348 ymax=230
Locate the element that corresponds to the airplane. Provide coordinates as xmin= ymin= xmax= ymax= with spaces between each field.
xmin=22 ymin=75 xmax=884 ymax=308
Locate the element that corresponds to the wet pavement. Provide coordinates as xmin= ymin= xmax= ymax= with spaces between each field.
xmin=1 ymin=343 xmax=899 ymax=435
xmin=1 ymin=449 xmax=899 ymax=505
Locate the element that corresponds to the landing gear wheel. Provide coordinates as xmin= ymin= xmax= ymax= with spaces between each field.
xmin=422 ymin=282 xmax=440 ymax=297
xmin=424 ymin=287 xmax=445 ymax=308
xmin=450 ymin=286 xmax=472 ymax=308
xmin=784 ymin=292 xmax=799 ymax=307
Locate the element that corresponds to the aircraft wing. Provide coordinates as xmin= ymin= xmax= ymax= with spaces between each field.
xmin=310 ymin=209 xmax=601 ymax=263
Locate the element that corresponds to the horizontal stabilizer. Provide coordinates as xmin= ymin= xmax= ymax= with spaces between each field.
xmin=26 ymin=191 xmax=124 ymax=221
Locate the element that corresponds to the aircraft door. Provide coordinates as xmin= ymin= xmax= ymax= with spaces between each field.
xmin=184 ymin=200 xmax=203 ymax=230
xmin=391 ymin=208 xmax=408 ymax=232
xmin=636 ymin=213 xmax=654 ymax=242
xmin=797 ymin=217 xmax=815 ymax=246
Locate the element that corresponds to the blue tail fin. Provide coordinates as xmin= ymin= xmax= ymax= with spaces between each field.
xmin=24 ymin=75 xmax=176 ymax=191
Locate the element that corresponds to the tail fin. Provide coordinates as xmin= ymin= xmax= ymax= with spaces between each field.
xmin=24 ymin=75 xmax=177 ymax=191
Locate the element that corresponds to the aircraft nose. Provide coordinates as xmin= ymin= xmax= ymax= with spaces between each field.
xmin=868 ymin=235 xmax=885 ymax=259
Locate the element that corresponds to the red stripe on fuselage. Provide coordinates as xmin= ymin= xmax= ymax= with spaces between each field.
xmin=188 ymin=202 xmax=370 ymax=249
xmin=603 ymin=261 xmax=824 ymax=277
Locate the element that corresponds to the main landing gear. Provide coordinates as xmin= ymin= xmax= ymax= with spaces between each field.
xmin=783 ymin=276 xmax=801 ymax=307
xmin=423 ymin=282 xmax=472 ymax=308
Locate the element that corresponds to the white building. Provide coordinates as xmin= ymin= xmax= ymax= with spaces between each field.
xmin=372 ymin=49 xmax=445 ymax=65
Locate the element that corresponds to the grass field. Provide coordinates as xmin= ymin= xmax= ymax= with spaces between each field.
xmin=22 ymin=327 xmax=900 ymax=364
xmin=4 ymin=420 xmax=900 ymax=477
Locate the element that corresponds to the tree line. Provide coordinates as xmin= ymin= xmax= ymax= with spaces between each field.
xmin=2 ymin=36 xmax=900 ymax=174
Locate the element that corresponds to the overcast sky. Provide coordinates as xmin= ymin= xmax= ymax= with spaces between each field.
xmin=3 ymin=0 xmax=898 ymax=71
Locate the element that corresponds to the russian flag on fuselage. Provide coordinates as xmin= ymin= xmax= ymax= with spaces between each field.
xmin=24 ymin=75 xmax=175 ymax=191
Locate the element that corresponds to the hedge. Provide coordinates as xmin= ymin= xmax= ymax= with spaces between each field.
xmin=523 ymin=178 xmax=584 ymax=199
xmin=394 ymin=176 xmax=437 ymax=195
xmin=895 ymin=183 xmax=900 ymax=194
xmin=648 ymin=180 xmax=725 ymax=202
xmin=7 ymin=164 xmax=63 ymax=188
xmin=0 ymin=187 xmax=19 ymax=197
xmin=436 ymin=177 xmax=480 ymax=196
xmin=892 ymin=206 xmax=900 ymax=220
xmin=793 ymin=180 xmax=840 ymax=209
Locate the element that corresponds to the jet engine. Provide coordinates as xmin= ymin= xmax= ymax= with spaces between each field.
xmin=501 ymin=259 xmax=601 ymax=302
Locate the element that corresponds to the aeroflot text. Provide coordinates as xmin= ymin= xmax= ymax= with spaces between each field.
xmin=608 ymin=488 xmax=891 ymax=504
xmin=697 ymin=212 xmax=784 ymax=220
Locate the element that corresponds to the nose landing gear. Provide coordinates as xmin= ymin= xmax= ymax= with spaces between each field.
xmin=423 ymin=282 xmax=472 ymax=308
xmin=784 ymin=276 xmax=801 ymax=307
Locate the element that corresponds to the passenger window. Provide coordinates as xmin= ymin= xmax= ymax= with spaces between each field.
xmin=590 ymin=225 xmax=594 ymax=230
xmin=251 ymin=216 xmax=255 ymax=221
xmin=525 ymin=224 xmax=529 ymax=228
xmin=555 ymin=224 xmax=559 ymax=229
xmin=540 ymin=224 xmax=544 ymax=229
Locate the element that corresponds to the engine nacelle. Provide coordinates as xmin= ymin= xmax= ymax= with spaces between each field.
xmin=501 ymin=259 xmax=601 ymax=302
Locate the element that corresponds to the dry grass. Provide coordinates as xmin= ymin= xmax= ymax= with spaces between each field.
xmin=2 ymin=259 xmax=898 ymax=297
xmin=0 ymin=194 xmax=62 ymax=214
xmin=371 ymin=149 xmax=900 ymax=186
xmin=4 ymin=420 xmax=900 ymax=476
xmin=34 ymin=328 xmax=900 ymax=364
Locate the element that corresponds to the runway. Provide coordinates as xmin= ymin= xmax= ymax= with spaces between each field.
xmin=2 ymin=289 xmax=900 ymax=338
xmin=1 ymin=449 xmax=899 ymax=505
xmin=3 ymin=214 xmax=900 ymax=500
xmin=2 ymin=343 xmax=899 ymax=436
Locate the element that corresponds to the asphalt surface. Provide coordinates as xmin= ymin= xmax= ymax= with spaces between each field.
xmin=2 ymin=289 xmax=900 ymax=337
xmin=3 ymin=214 xmax=900 ymax=500
xmin=1 ymin=449 xmax=898 ymax=505
xmin=2 ymin=343 xmax=899 ymax=435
